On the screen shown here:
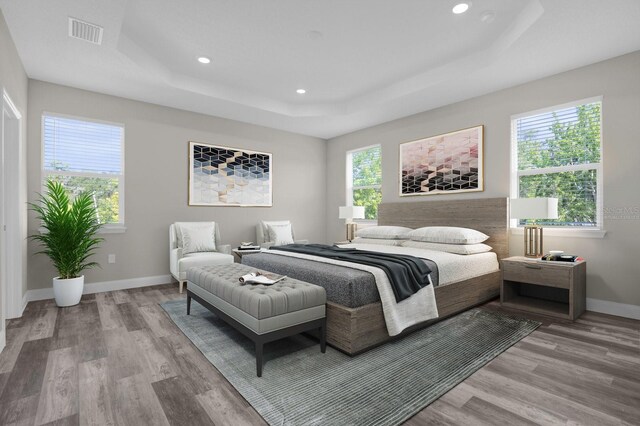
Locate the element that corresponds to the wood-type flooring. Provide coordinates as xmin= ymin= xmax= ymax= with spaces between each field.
xmin=0 ymin=284 xmax=638 ymax=425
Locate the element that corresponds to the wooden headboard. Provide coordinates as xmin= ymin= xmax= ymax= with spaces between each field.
xmin=378 ymin=198 xmax=509 ymax=260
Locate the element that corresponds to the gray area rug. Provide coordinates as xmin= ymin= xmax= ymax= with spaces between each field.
xmin=161 ymin=300 xmax=540 ymax=426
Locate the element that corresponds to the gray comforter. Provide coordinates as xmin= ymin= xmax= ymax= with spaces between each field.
xmin=242 ymin=252 xmax=439 ymax=308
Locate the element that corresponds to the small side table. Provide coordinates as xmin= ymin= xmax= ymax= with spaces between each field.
xmin=232 ymin=248 xmax=261 ymax=262
xmin=501 ymin=256 xmax=586 ymax=320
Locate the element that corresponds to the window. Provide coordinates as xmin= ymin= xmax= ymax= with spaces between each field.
xmin=347 ymin=145 xmax=382 ymax=220
xmin=42 ymin=113 xmax=124 ymax=227
xmin=511 ymin=97 xmax=602 ymax=228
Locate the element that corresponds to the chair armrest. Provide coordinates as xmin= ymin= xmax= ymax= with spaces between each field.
xmin=294 ymin=239 xmax=308 ymax=244
xmin=218 ymin=244 xmax=232 ymax=255
xmin=170 ymin=248 xmax=183 ymax=277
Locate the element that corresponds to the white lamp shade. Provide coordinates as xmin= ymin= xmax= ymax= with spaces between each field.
xmin=510 ymin=197 xmax=559 ymax=220
xmin=339 ymin=205 xmax=365 ymax=220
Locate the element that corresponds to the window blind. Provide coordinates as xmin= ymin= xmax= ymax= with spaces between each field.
xmin=43 ymin=115 xmax=123 ymax=174
xmin=516 ymin=102 xmax=601 ymax=170
xmin=352 ymin=146 xmax=382 ymax=187
xmin=513 ymin=100 xmax=602 ymax=228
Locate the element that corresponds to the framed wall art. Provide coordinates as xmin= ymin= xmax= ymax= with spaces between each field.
xmin=399 ymin=125 xmax=484 ymax=196
xmin=189 ymin=141 xmax=272 ymax=207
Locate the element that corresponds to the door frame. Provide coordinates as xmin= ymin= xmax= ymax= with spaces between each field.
xmin=1 ymin=89 xmax=24 ymax=330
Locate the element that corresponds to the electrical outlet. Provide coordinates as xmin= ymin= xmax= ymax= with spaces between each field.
xmin=108 ymin=254 xmax=116 ymax=264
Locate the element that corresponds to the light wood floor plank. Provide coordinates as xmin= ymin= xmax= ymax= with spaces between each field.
xmin=0 ymin=337 xmax=51 ymax=403
xmin=0 ymin=284 xmax=637 ymax=426
xmin=104 ymin=328 xmax=143 ymax=381
xmin=0 ymin=326 xmax=31 ymax=374
xmin=0 ymin=394 xmax=40 ymax=425
xmin=95 ymin=293 xmax=126 ymax=331
xmin=130 ymin=328 xmax=178 ymax=383
xmin=34 ymin=347 xmax=79 ymax=425
xmin=138 ymin=304 xmax=176 ymax=338
xmin=461 ymin=396 xmax=538 ymax=426
xmin=452 ymin=381 xmax=567 ymax=425
xmin=76 ymin=303 xmax=108 ymax=363
xmin=26 ymin=308 xmax=58 ymax=342
xmin=152 ymin=375 xmax=213 ymax=425
xmin=113 ymin=374 xmax=169 ymax=426
xmin=468 ymin=368 xmax=626 ymax=426
xmin=115 ymin=303 xmax=147 ymax=332
xmin=196 ymin=384 xmax=267 ymax=426
xmin=110 ymin=290 xmax=130 ymax=305
xmin=78 ymin=358 xmax=115 ymax=426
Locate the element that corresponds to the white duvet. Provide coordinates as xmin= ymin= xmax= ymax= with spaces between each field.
xmin=342 ymin=243 xmax=500 ymax=286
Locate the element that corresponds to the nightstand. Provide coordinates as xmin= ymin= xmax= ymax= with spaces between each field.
xmin=232 ymin=248 xmax=261 ymax=262
xmin=501 ymin=256 xmax=586 ymax=320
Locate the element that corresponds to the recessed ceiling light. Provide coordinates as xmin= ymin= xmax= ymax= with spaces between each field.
xmin=197 ymin=56 xmax=211 ymax=64
xmin=452 ymin=3 xmax=469 ymax=14
xmin=296 ymin=89 xmax=306 ymax=94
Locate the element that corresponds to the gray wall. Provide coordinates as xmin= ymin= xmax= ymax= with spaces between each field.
xmin=0 ymin=9 xmax=28 ymax=325
xmin=327 ymin=51 xmax=640 ymax=307
xmin=27 ymin=80 xmax=326 ymax=290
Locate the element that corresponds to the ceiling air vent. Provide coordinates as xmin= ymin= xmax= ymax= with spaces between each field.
xmin=68 ymin=17 xmax=103 ymax=45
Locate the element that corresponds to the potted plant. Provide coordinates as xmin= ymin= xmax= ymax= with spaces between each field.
xmin=29 ymin=180 xmax=103 ymax=307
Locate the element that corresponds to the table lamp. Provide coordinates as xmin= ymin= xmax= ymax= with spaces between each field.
xmin=510 ymin=197 xmax=559 ymax=257
xmin=338 ymin=206 xmax=365 ymax=241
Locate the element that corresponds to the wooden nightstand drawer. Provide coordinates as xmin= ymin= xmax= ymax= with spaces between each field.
xmin=502 ymin=261 xmax=571 ymax=289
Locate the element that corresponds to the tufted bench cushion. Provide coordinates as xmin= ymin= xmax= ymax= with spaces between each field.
xmin=186 ymin=263 xmax=327 ymax=377
xmin=187 ymin=264 xmax=326 ymax=320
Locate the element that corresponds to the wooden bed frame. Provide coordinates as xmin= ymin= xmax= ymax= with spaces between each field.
xmin=326 ymin=197 xmax=510 ymax=355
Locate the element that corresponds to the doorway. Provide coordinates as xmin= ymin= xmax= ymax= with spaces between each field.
xmin=1 ymin=89 xmax=23 ymax=352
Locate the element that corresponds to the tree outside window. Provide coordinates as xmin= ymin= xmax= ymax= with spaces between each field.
xmin=513 ymin=99 xmax=602 ymax=228
xmin=347 ymin=145 xmax=382 ymax=220
xmin=42 ymin=114 xmax=124 ymax=226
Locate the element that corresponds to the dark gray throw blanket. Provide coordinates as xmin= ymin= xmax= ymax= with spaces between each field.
xmin=269 ymin=244 xmax=432 ymax=303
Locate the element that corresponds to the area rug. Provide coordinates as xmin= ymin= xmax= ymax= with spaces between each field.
xmin=161 ymin=300 xmax=540 ymax=426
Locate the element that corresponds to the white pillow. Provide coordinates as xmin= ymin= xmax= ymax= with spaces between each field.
xmin=356 ymin=226 xmax=413 ymax=240
xmin=350 ymin=238 xmax=406 ymax=246
xmin=402 ymin=240 xmax=492 ymax=255
xmin=267 ymin=223 xmax=295 ymax=246
xmin=408 ymin=226 xmax=489 ymax=245
xmin=177 ymin=222 xmax=217 ymax=254
xmin=261 ymin=220 xmax=291 ymax=241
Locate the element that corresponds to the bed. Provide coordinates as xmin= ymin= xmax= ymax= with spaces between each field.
xmin=243 ymin=198 xmax=509 ymax=355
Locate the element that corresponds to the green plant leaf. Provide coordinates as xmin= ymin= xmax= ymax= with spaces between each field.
xmin=29 ymin=179 xmax=104 ymax=279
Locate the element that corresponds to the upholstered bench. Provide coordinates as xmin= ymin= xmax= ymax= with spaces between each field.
xmin=186 ymin=264 xmax=327 ymax=377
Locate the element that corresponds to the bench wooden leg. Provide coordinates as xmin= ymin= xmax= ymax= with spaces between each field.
xmin=187 ymin=293 xmax=191 ymax=315
xmin=320 ymin=318 xmax=327 ymax=353
xmin=255 ymin=341 xmax=264 ymax=377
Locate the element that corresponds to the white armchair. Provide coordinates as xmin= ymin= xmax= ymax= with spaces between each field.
xmin=170 ymin=222 xmax=233 ymax=293
xmin=256 ymin=220 xmax=308 ymax=249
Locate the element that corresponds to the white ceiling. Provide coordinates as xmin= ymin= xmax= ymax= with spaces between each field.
xmin=2 ymin=0 xmax=639 ymax=138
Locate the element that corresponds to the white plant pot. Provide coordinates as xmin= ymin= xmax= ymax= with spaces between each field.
xmin=53 ymin=275 xmax=84 ymax=307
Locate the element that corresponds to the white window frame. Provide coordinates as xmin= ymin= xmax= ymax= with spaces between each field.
xmin=41 ymin=112 xmax=126 ymax=233
xmin=510 ymin=96 xmax=605 ymax=238
xmin=346 ymin=144 xmax=381 ymax=223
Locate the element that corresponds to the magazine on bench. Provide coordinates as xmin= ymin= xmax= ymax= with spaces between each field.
xmin=239 ymin=271 xmax=287 ymax=285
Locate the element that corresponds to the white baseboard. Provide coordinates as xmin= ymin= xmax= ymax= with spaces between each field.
xmin=587 ymin=298 xmax=640 ymax=320
xmin=23 ymin=274 xmax=174 ymax=305
xmin=0 ymin=328 xmax=5 ymax=354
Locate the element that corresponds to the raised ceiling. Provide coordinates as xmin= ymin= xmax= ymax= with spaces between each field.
xmin=1 ymin=0 xmax=639 ymax=138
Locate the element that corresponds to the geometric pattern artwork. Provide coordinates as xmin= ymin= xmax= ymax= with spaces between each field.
xmin=399 ymin=125 xmax=484 ymax=196
xmin=189 ymin=141 xmax=272 ymax=206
